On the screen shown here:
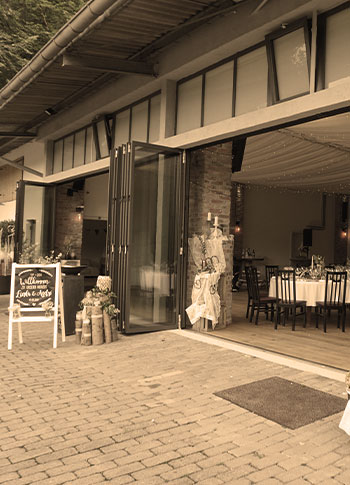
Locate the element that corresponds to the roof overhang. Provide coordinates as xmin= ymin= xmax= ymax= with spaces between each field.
xmin=0 ymin=0 xmax=251 ymax=157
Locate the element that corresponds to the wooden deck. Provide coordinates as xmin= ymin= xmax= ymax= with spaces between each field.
xmin=210 ymin=291 xmax=350 ymax=371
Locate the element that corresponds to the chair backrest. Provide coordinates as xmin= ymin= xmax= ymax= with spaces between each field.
xmin=324 ymin=271 xmax=347 ymax=305
xmin=265 ymin=265 xmax=278 ymax=289
xmin=245 ymin=266 xmax=260 ymax=302
xmin=245 ymin=266 xmax=252 ymax=299
xmin=276 ymin=269 xmax=296 ymax=304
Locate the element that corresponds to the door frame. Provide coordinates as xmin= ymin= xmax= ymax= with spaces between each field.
xmin=107 ymin=140 xmax=188 ymax=333
xmin=14 ymin=180 xmax=56 ymax=262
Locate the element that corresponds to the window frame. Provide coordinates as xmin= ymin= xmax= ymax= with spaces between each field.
xmin=316 ymin=1 xmax=350 ymax=91
xmin=175 ymin=41 xmax=267 ymax=134
xmin=52 ymin=114 xmax=115 ymax=174
xmin=113 ymin=91 xmax=161 ymax=146
xmin=265 ymin=18 xmax=311 ymax=104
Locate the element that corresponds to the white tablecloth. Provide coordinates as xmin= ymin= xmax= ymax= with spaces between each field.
xmin=269 ymin=276 xmax=350 ymax=307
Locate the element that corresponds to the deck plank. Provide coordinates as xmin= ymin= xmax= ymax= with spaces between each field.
xmin=209 ymin=291 xmax=350 ymax=370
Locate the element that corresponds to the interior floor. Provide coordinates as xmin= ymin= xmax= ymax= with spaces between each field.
xmin=209 ymin=290 xmax=350 ymax=371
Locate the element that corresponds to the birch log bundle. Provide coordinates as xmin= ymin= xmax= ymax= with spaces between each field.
xmin=91 ymin=306 xmax=104 ymax=345
xmin=103 ymin=310 xmax=112 ymax=344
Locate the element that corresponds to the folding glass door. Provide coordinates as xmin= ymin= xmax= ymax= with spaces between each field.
xmin=15 ymin=181 xmax=56 ymax=261
xmin=108 ymin=141 xmax=186 ymax=333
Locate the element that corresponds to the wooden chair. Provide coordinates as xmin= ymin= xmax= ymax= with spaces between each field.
xmin=315 ymin=271 xmax=347 ymax=333
xmin=244 ymin=266 xmax=253 ymax=318
xmin=245 ymin=266 xmax=276 ymax=324
xmin=265 ymin=265 xmax=278 ymax=292
xmin=275 ymin=269 xmax=307 ymax=331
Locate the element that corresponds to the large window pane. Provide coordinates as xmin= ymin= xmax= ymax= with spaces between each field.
xmin=176 ymin=76 xmax=202 ymax=134
xmin=97 ymin=120 xmax=109 ymax=158
xmin=149 ymin=94 xmax=161 ymax=142
xmin=63 ymin=135 xmax=74 ymax=171
xmin=273 ymin=28 xmax=309 ymax=100
xmin=131 ymin=100 xmax=148 ymax=142
xmin=325 ymin=8 xmax=350 ymax=88
xmin=74 ymin=129 xmax=85 ymax=167
xmin=53 ymin=140 xmax=63 ymax=174
xmin=203 ymin=61 xmax=233 ymax=125
xmin=85 ymin=126 xmax=96 ymax=164
xmin=22 ymin=186 xmax=54 ymax=257
xmin=115 ymin=109 xmax=130 ymax=146
xmin=235 ymin=47 xmax=268 ymax=116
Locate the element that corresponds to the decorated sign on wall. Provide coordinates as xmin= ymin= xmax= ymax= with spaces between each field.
xmin=14 ymin=266 xmax=56 ymax=307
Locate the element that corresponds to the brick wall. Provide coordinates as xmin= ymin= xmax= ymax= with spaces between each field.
xmin=186 ymin=142 xmax=233 ymax=328
xmin=0 ymin=165 xmax=22 ymax=204
xmin=54 ymin=183 xmax=84 ymax=259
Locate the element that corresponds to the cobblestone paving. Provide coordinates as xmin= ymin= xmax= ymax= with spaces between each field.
xmin=1 ymin=300 xmax=350 ymax=484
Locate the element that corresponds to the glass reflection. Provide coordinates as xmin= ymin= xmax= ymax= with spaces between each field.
xmin=128 ymin=148 xmax=177 ymax=331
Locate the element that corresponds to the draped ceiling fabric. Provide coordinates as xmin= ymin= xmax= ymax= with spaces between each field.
xmin=232 ymin=112 xmax=350 ymax=193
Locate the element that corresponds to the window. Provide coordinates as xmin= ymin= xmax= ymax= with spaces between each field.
xmin=235 ymin=47 xmax=268 ymax=116
xmin=176 ymin=44 xmax=270 ymax=133
xmin=62 ymin=135 xmax=74 ymax=171
xmin=149 ymin=94 xmax=161 ymax=142
xmin=53 ymin=139 xmax=63 ymax=174
xmin=115 ymin=110 xmax=130 ymax=146
xmin=176 ymin=76 xmax=202 ymax=134
xmin=114 ymin=93 xmax=161 ymax=146
xmin=96 ymin=120 xmax=109 ymax=158
xmin=74 ymin=129 xmax=86 ymax=167
xmin=85 ymin=126 xmax=96 ymax=164
xmin=324 ymin=6 xmax=350 ymax=87
xmin=203 ymin=61 xmax=234 ymax=125
xmin=131 ymin=100 xmax=148 ymax=142
xmin=267 ymin=21 xmax=310 ymax=102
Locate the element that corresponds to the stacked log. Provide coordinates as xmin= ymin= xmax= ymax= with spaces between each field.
xmin=78 ymin=281 xmax=119 ymax=345
xmin=111 ymin=317 xmax=118 ymax=341
xmin=91 ymin=306 xmax=104 ymax=345
xmin=75 ymin=311 xmax=83 ymax=344
xmin=81 ymin=318 xmax=92 ymax=346
xmin=103 ymin=310 xmax=112 ymax=344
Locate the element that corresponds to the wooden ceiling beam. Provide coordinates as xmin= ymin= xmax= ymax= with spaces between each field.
xmin=62 ymin=54 xmax=156 ymax=76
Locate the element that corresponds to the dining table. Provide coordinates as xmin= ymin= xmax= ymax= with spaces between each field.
xmin=269 ymin=276 xmax=350 ymax=307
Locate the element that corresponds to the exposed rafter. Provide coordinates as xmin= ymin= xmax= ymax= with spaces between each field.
xmin=0 ymin=131 xmax=36 ymax=138
xmin=251 ymin=0 xmax=270 ymax=15
xmin=62 ymin=54 xmax=156 ymax=77
xmin=0 ymin=156 xmax=43 ymax=177
xmin=137 ymin=0 xmax=244 ymax=58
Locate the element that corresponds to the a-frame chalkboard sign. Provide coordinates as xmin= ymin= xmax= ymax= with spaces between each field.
xmin=8 ymin=263 xmax=65 ymax=350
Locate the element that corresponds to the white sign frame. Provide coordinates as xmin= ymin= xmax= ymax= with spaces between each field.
xmin=8 ymin=263 xmax=65 ymax=350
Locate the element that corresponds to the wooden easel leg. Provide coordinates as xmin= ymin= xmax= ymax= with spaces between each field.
xmin=61 ymin=315 xmax=66 ymax=343
xmin=8 ymin=315 xmax=13 ymax=350
xmin=53 ymin=314 xmax=58 ymax=349
xmin=18 ymin=321 xmax=23 ymax=344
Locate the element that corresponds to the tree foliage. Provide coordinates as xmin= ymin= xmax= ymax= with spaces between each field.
xmin=0 ymin=0 xmax=88 ymax=88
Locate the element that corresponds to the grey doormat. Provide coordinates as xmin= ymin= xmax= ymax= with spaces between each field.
xmin=215 ymin=376 xmax=346 ymax=429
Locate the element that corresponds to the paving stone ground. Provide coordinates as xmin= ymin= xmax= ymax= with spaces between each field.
xmin=1 ymin=294 xmax=350 ymax=484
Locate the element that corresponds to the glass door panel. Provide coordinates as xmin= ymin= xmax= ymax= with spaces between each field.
xmin=15 ymin=181 xmax=55 ymax=261
xmin=126 ymin=143 xmax=180 ymax=332
xmin=109 ymin=142 xmax=184 ymax=333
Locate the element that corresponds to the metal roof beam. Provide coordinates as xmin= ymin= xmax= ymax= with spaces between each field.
xmin=0 ymin=131 xmax=36 ymax=138
xmin=0 ymin=156 xmax=43 ymax=177
xmin=62 ymin=54 xmax=156 ymax=76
